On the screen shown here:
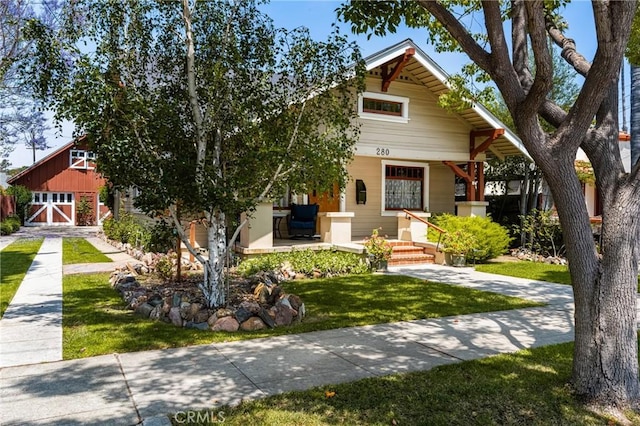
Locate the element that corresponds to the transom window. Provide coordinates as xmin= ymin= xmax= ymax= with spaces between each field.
xmin=384 ymin=164 xmax=425 ymax=211
xmin=362 ymin=98 xmax=402 ymax=116
xmin=32 ymin=192 xmax=73 ymax=204
xmin=358 ymin=92 xmax=409 ymax=123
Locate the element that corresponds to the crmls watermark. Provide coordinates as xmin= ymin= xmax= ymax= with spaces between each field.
xmin=173 ymin=410 xmax=226 ymax=424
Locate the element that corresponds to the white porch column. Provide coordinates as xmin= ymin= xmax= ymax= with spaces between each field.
xmin=396 ymin=212 xmax=431 ymax=242
xmin=455 ymin=201 xmax=489 ymax=217
xmin=240 ymin=201 xmax=274 ymax=249
xmin=319 ymin=212 xmax=354 ymax=244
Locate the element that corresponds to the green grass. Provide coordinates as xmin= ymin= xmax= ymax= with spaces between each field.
xmin=476 ymin=261 xmax=640 ymax=290
xmin=62 ymin=238 xmax=112 ymax=264
xmin=0 ymin=238 xmax=44 ymax=318
xmin=476 ymin=261 xmax=572 ymax=284
xmin=175 ymin=341 xmax=640 ymax=426
xmin=62 ymin=273 xmax=542 ymax=359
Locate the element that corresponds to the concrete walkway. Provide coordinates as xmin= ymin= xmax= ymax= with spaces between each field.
xmin=0 ymin=238 xmax=63 ymax=368
xmin=0 ymin=239 xmax=585 ymax=426
xmin=0 ymin=236 xmax=17 ymax=252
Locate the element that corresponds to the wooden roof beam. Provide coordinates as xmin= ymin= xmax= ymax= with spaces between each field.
xmin=470 ymin=128 xmax=505 ymax=159
xmin=381 ymin=48 xmax=415 ymax=92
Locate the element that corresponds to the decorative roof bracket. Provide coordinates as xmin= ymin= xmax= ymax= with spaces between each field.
xmin=470 ymin=129 xmax=504 ymax=160
xmin=380 ymin=48 xmax=415 ymax=92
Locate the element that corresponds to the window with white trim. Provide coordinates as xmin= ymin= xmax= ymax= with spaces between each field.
xmin=381 ymin=161 xmax=429 ymax=214
xmin=358 ymin=92 xmax=409 ymax=123
xmin=70 ymin=150 xmax=96 ymax=169
xmin=32 ymin=192 xmax=73 ymax=204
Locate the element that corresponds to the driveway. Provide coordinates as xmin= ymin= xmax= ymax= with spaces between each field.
xmin=6 ymin=225 xmax=102 ymax=239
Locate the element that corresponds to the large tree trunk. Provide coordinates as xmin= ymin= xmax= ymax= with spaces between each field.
xmin=632 ymin=64 xmax=640 ymax=168
xmin=572 ymin=192 xmax=640 ymax=405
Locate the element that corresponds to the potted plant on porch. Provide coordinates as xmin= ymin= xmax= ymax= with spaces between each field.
xmin=441 ymin=229 xmax=476 ymax=267
xmin=364 ymin=228 xmax=393 ymax=271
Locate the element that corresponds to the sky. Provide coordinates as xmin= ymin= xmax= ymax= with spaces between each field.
xmin=6 ymin=0 xmax=628 ymax=169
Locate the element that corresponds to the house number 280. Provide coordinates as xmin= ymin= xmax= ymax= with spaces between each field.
xmin=376 ymin=148 xmax=390 ymax=156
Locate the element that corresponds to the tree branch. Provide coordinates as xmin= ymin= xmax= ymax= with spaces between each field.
xmin=511 ymin=0 xmax=533 ymax=91
xmin=552 ymin=1 xmax=635 ymax=152
xmin=545 ymin=16 xmax=591 ymax=77
xmin=181 ymin=0 xmax=206 ymax=167
xmin=416 ymin=0 xmax=492 ymax=71
xmin=523 ymin=1 xmax=553 ymax=110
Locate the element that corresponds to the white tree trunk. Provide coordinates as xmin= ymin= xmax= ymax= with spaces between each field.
xmin=199 ymin=209 xmax=227 ymax=308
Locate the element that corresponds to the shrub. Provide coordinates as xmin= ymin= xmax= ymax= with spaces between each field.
xmin=428 ymin=214 xmax=511 ymax=262
xmin=103 ymin=214 xmax=177 ymax=253
xmin=514 ymin=209 xmax=564 ymax=257
xmin=155 ymin=255 xmax=175 ymax=281
xmin=146 ymin=220 xmax=175 ymax=253
xmin=0 ymin=216 xmax=21 ymax=235
xmin=0 ymin=221 xmax=13 ymax=235
xmin=6 ymin=216 xmax=20 ymax=232
xmin=76 ymin=196 xmax=94 ymax=226
xmin=6 ymin=185 xmax=32 ymax=224
xmin=238 ymin=249 xmax=368 ymax=277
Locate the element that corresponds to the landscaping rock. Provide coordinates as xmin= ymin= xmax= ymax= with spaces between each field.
xmin=215 ymin=308 xmax=233 ymax=318
xmin=148 ymin=294 xmax=163 ymax=307
xmin=273 ymin=303 xmax=294 ymax=326
xmin=268 ymin=286 xmax=282 ymax=305
xmin=135 ymin=302 xmax=154 ymax=318
xmin=234 ymin=307 xmax=253 ymax=323
xmin=239 ymin=301 xmax=260 ymax=314
xmin=185 ymin=322 xmax=209 ymax=331
xmin=207 ymin=313 xmax=218 ymax=327
xmin=240 ymin=316 xmax=266 ymax=331
xmin=288 ymin=294 xmax=302 ymax=311
xmin=258 ymin=307 xmax=276 ymax=328
xmin=168 ymin=307 xmax=183 ymax=327
xmin=193 ymin=309 xmax=210 ymax=324
xmin=211 ymin=316 xmax=239 ymax=332
xmin=149 ymin=305 xmax=163 ymax=320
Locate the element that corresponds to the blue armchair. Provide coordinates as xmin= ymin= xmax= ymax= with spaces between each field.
xmin=287 ymin=203 xmax=319 ymax=239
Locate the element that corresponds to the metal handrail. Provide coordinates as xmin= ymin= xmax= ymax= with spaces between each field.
xmin=402 ymin=209 xmax=447 ymax=251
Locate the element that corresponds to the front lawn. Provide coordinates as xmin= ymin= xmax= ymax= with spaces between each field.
xmin=62 ymin=273 xmax=542 ymax=359
xmin=176 ymin=340 xmax=639 ymax=426
xmin=0 ymin=238 xmax=43 ymax=318
xmin=63 ymin=238 xmax=112 ymax=264
xmin=476 ymin=261 xmax=640 ymax=290
xmin=476 ymin=261 xmax=572 ymax=284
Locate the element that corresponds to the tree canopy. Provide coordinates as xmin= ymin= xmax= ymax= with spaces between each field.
xmin=28 ymin=0 xmax=364 ymax=307
xmin=340 ymin=0 xmax=640 ymax=413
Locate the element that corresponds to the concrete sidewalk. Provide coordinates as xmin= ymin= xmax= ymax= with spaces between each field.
xmin=0 ymin=251 xmax=582 ymax=425
xmin=62 ymin=236 xmax=139 ymax=275
xmin=1 ymin=305 xmax=575 ymax=425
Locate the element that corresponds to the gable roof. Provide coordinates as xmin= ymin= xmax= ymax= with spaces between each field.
xmin=363 ymin=39 xmax=529 ymax=160
xmin=7 ymin=136 xmax=87 ymax=185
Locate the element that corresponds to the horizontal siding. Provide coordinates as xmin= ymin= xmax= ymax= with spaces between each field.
xmin=357 ymin=77 xmax=475 ymax=162
xmin=428 ymin=163 xmax=455 ymax=214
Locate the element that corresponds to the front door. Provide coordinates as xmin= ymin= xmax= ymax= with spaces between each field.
xmin=308 ymin=183 xmax=340 ymax=233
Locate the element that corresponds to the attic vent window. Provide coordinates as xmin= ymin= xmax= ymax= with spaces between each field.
xmin=358 ymin=92 xmax=409 ymax=124
xmin=70 ymin=150 xmax=96 ymax=170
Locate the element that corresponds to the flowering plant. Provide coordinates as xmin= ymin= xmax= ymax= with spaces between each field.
xmin=363 ymin=228 xmax=393 ymax=262
xmin=441 ymin=229 xmax=477 ymax=255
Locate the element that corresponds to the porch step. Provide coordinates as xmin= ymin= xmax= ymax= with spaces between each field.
xmin=388 ymin=243 xmax=435 ymax=266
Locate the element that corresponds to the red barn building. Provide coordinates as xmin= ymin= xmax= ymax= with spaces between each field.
xmin=7 ymin=137 xmax=111 ymax=226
